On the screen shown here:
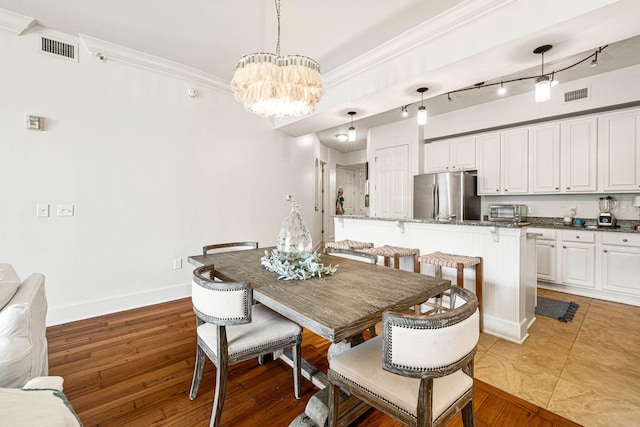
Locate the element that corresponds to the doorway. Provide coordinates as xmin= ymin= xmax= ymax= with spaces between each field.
xmin=336 ymin=164 xmax=367 ymax=216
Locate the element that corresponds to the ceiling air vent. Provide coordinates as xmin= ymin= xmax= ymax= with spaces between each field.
xmin=38 ymin=35 xmax=78 ymax=62
xmin=564 ymin=87 xmax=589 ymax=103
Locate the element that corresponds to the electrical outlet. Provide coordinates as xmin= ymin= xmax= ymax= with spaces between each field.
xmin=173 ymin=258 xmax=182 ymax=270
xmin=569 ymin=207 xmax=577 ymax=216
xmin=527 ymin=206 xmax=534 ymax=214
xmin=285 ymin=194 xmax=292 ymax=201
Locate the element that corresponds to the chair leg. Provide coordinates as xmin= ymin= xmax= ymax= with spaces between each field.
xmin=189 ymin=345 xmax=206 ymax=400
xmin=462 ymin=400 xmax=475 ymax=427
xmin=293 ymin=343 xmax=301 ymax=399
xmin=210 ymin=353 xmax=229 ymax=427
xmin=328 ymin=382 xmax=340 ymax=427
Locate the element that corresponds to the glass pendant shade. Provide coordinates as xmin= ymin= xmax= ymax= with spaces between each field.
xmin=348 ymin=126 xmax=356 ymax=142
xmin=417 ymin=106 xmax=427 ymax=125
xmin=534 ymin=75 xmax=551 ymax=102
xmin=277 ymin=201 xmax=312 ymax=261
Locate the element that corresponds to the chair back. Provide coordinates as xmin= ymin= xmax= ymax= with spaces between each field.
xmin=324 ymin=247 xmax=376 ymax=264
xmin=382 ymin=286 xmax=479 ymax=379
xmin=192 ymin=265 xmax=251 ymax=326
xmin=203 ymin=242 xmax=258 ymax=255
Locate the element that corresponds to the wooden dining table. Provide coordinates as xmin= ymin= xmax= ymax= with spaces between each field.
xmin=188 ymin=247 xmax=450 ymax=426
xmin=188 ymin=248 xmax=450 ymax=343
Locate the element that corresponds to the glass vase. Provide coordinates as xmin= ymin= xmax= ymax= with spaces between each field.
xmin=277 ymin=201 xmax=312 ymax=261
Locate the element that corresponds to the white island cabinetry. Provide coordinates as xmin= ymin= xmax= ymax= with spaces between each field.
xmin=334 ymin=216 xmax=536 ymax=344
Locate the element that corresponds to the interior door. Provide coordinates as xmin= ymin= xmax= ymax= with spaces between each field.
xmin=375 ymin=145 xmax=409 ymax=218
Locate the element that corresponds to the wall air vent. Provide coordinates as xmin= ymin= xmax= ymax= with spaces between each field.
xmin=564 ymin=87 xmax=589 ymax=103
xmin=38 ymin=35 xmax=78 ymax=62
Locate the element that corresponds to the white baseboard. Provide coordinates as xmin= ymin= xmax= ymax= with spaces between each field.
xmin=46 ymin=282 xmax=191 ymax=326
xmin=482 ymin=313 xmax=529 ymax=344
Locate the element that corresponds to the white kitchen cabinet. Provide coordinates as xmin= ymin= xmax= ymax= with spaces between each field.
xmin=530 ymin=228 xmax=557 ymax=282
xmin=601 ymin=233 xmax=640 ymax=296
xmin=599 ymin=108 xmax=640 ymax=192
xmin=561 ymin=117 xmax=598 ymax=192
xmin=529 ymin=123 xmax=561 ymax=193
xmin=424 ymin=136 xmax=476 ymax=173
xmin=561 ymin=230 xmax=595 ymax=289
xmin=529 ymin=118 xmax=597 ymax=194
xmin=477 ymin=129 xmax=528 ymax=195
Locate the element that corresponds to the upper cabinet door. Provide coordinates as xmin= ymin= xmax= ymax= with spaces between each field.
xmin=450 ymin=136 xmax=476 ymax=171
xmin=477 ymin=132 xmax=501 ymax=195
xmin=501 ymin=128 xmax=529 ymax=194
xmin=425 ymin=140 xmax=451 ymax=173
xmin=530 ymin=123 xmax=561 ymax=193
xmin=599 ymin=108 xmax=640 ymax=192
xmin=561 ymin=117 xmax=598 ymax=192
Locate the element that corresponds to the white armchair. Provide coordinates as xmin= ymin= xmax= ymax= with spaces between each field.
xmin=0 ymin=263 xmax=48 ymax=388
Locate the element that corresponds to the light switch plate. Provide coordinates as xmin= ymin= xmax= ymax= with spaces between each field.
xmin=57 ymin=204 xmax=74 ymax=216
xmin=37 ymin=204 xmax=49 ymax=217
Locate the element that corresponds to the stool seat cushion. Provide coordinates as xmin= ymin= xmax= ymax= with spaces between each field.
xmin=325 ymin=240 xmax=374 ymax=250
xmin=418 ymin=251 xmax=480 ymax=268
xmin=361 ymin=245 xmax=419 ymax=257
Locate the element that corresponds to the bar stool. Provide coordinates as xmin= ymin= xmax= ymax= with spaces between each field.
xmin=324 ymin=240 xmax=374 ymax=250
xmin=359 ymin=245 xmax=420 ymax=273
xmin=418 ymin=251 xmax=483 ymax=328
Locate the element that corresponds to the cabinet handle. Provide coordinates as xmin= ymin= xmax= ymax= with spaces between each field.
xmin=576 ymin=236 xmax=580 ymax=239
xmin=566 ymin=187 xmax=570 ymax=190
xmin=603 ymin=249 xmax=608 ymax=253
xmin=505 ymin=189 xmax=509 ymax=192
xmin=623 ymin=239 xmax=628 ymax=243
xmin=496 ymin=189 xmax=500 ymax=192
xmin=563 ymin=245 xmax=567 ymax=249
xmin=551 ymin=245 xmax=555 ymax=248
xmin=555 ymin=187 xmax=559 ymax=190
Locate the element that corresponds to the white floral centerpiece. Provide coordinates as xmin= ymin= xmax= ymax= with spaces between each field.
xmin=261 ymin=249 xmax=337 ymax=280
xmin=261 ymin=201 xmax=338 ymax=280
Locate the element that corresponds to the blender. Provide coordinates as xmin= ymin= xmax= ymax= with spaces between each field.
xmin=598 ymin=196 xmax=617 ymax=227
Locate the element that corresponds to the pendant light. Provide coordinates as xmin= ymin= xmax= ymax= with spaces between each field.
xmin=416 ymin=87 xmax=428 ymax=125
xmin=533 ymin=45 xmax=552 ymax=103
xmin=348 ymin=111 xmax=357 ymax=142
xmin=230 ymin=0 xmax=324 ymax=117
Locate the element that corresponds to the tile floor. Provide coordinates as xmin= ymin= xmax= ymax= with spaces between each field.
xmin=474 ymin=288 xmax=640 ymax=427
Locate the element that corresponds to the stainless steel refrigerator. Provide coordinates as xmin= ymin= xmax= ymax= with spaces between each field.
xmin=413 ymin=171 xmax=481 ymax=221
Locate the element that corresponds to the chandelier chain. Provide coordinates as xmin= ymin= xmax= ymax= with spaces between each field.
xmin=275 ymin=0 xmax=281 ymax=57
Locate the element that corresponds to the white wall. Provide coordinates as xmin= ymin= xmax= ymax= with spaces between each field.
xmin=0 ymin=29 xmax=323 ymax=325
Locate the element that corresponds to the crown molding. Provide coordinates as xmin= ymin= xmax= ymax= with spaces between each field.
xmin=79 ymin=34 xmax=231 ymax=94
xmin=0 ymin=8 xmax=36 ymax=35
xmin=323 ymin=0 xmax=517 ymax=88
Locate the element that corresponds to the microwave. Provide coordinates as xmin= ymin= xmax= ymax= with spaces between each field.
xmin=488 ymin=204 xmax=528 ymax=222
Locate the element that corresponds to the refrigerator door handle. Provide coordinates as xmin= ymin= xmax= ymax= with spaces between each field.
xmin=433 ymin=183 xmax=439 ymax=220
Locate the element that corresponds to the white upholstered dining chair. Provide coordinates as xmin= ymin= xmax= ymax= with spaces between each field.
xmin=328 ymin=286 xmax=480 ymax=427
xmin=202 ymin=241 xmax=258 ymax=255
xmin=189 ymin=265 xmax=302 ymax=427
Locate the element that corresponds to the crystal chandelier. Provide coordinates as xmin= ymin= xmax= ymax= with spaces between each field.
xmin=230 ymin=0 xmax=324 ymax=118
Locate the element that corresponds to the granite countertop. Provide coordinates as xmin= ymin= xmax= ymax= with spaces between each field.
xmin=334 ymin=215 xmax=530 ymax=229
xmin=335 ymin=215 xmax=640 ymax=233
xmin=527 ymin=217 xmax=640 ymax=234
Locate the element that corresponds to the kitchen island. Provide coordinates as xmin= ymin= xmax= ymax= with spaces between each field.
xmin=334 ymin=215 xmax=537 ymax=344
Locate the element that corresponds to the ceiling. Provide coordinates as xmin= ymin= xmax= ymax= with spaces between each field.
xmin=2 ymin=0 xmax=640 ymax=152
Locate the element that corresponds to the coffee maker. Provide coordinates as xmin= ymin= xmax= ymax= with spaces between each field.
xmin=598 ymin=196 xmax=617 ymax=227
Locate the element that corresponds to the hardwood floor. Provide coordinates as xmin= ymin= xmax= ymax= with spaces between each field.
xmin=47 ymin=298 xmax=581 ymax=426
